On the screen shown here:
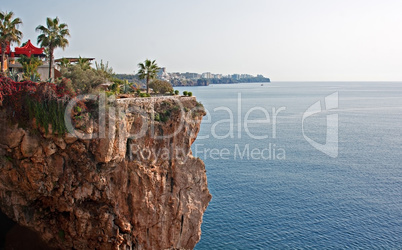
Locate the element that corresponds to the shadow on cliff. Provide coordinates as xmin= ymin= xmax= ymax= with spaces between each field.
xmin=0 ymin=211 xmax=56 ymax=250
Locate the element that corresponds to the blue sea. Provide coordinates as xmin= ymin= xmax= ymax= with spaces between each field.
xmin=177 ymin=82 xmax=402 ymax=249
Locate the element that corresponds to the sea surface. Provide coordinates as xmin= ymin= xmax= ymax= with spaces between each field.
xmin=176 ymin=82 xmax=402 ymax=249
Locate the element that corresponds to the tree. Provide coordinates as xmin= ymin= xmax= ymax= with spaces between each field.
xmin=61 ymin=64 xmax=104 ymax=93
xmin=36 ymin=17 xmax=70 ymax=81
xmin=57 ymin=57 xmax=70 ymax=68
xmin=17 ymin=55 xmax=42 ymax=80
xmin=137 ymin=59 xmax=159 ymax=94
xmin=0 ymin=11 xmax=22 ymax=74
xmin=77 ymin=56 xmax=91 ymax=70
xmin=95 ymin=59 xmax=113 ymax=80
xmin=149 ymin=79 xmax=173 ymax=94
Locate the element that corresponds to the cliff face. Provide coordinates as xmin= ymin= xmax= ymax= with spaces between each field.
xmin=0 ymin=96 xmax=211 ymax=249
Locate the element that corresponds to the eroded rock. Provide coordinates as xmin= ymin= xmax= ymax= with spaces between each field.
xmin=0 ymin=97 xmax=211 ymax=249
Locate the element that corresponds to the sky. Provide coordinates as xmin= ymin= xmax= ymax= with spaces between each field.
xmin=2 ymin=0 xmax=402 ymax=81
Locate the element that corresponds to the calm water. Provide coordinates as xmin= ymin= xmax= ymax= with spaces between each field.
xmin=177 ymin=82 xmax=402 ymax=249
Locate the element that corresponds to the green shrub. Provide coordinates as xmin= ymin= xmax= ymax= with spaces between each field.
xmin=61 ymin=64 xmax=105 ymax=93
xmin=174 ymin=90 xmax=179 ymax=95
xmin=27 ymin=98 xmax=67 ymax=135
xmin=74 ymin=106 xmax=82 ymax=113
xmin=188 ymin=92 xmax=193 ymax=97
xmin=183 ymin=91 xmax=188 ymax=96
xmin=149 ymin=79 xmax=173 ymax=94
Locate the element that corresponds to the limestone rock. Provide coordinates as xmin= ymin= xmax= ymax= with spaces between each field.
xmin=64 ymin=133 xmax=78 ymax=144
xmin=53 ymin=137 xmax=66 ymax=150
xmin=20 ymin=133 xmax=40 ymax=158
xmin=0 ymin=123 xmax=25 ymax=149
xmin=43 ymin=140 xmax=57 ymax=157
xmin=0 ymin=97 xmax=211 ymax=249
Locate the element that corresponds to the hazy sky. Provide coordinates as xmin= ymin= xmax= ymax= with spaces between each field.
xmin=2 ymin=0 xmax=402 ymax=81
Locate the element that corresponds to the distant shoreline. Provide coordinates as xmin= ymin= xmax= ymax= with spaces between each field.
xmin=115 ymin=74 xmax=270 ymax=87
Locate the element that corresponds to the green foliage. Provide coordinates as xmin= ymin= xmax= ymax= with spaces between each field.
xmin=137 ymin=59 xmax=159 ymax=93
xmin=54 ymin=77 xmax=76 ymax=96
xmin=154 ymin=113 xmax=160 ymax=121
xmin=105 ymin=91 xmax=114 ymax=97
xmin=36 ymin=17 xmax=70 ymax=81
xmin=112 ymin=77 xmax=124 ymax=85
xmin=57 ymin=58 xmax=70 ymax=68
xmin=121 ymin=81 xmax=133 ymax=94
xmin=154 ymin=110 xmax=170 ymax=122
xmin=61 ymin=64 xmax=105 ymax=93
xmin=95 ymin=60 xmax=114 ymax=80
xmin=183 ymin=91 xmax=188 ymax=96
xmin=110 ymin=82 xmax=120 ymax=93
xmin=6 ymin=69 xmax=20 ymax=82
xmin=17 ymin=55 xmax=43 ymax=80
xmin=74 ymin=106 xmax=82 ymax=113
xmin=136 ymin=89 xmax=141 ymax=95
xmin=77 ymin=56 xmax=91 ymax=70
xmin=27 ymin=97 xmax=67 ymax=135
xmin=0 ymin=11 xmax=23 ymax=74
xmin=188 ymin=92 xmax=193 ymax=97
xmin=139 ymin=93 xmax=151 ymax=97
xmin=149 ymin=79 xmax=173 ymax=94
xmin=196 ymin=101 xmax=203 ymax=108
xmin=174 ymin=90 xmax=179 ymax=95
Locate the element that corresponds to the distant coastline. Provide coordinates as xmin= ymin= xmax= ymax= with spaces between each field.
xmin=115 ymin=73 xmax=270 ymax=87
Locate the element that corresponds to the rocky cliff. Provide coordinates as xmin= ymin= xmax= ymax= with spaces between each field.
xmin=0 ymin=96 xmax=211 ymax=249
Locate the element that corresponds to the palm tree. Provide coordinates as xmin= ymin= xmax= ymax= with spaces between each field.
xmin=137 ymin=59 xmax=159 ymax=94
xmin=57 ymin=57 xmax=70 ymax=68
xmin=77 ymin=56 xmax=91 ymax=70
xmin=0 ymin=11 xmax=23 ymax=74
xmin=36 ymin=17 xmax=70 ymax=81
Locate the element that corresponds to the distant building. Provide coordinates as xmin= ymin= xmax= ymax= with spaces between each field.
xmin=241 ymin=74 xmax=253 ymax=79
xmin=231 ymin=74 xmax=240 ymax=80
xmin=201 ymin=72 xmax=212 ymax=79
xmin=183 ymin=72 xmax=200 ymax=79
xmin=157 ymin=67 xmax=170 ymax=80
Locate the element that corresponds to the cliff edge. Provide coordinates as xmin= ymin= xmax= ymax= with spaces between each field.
xmin=0 ymin=96 xmax=211 ymax=249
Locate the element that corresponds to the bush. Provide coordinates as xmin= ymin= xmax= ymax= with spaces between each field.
xmin=149 ymin=79 xmax=173 ymax=94
xmin=61 ymin=64 xmax=105 ymax=93
xmin=0 ymin=76 xmax=74 ymax=134
xmin=183 ymin=91 xmax=188 ymax=96
xmin=174 ymin=90 xmax=179 ymax=95
xmin=188 ymin=92 xmax=193 ymax=97
xmin=110 ymin=82 xmax=120 ymax=94
xmin=121 ymin=82 xmax=133 ymax=94
xmin=154 ymin=113 xmax=160 ymax=121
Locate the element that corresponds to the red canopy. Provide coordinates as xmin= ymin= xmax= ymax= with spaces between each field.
xmin=0 ymin=43 xmax=11 ymax=54
xmin=15 ymin=40 xmax=44 ymax=57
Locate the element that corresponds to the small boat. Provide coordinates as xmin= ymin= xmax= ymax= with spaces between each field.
xmin=261 ymin=84 xmax=264 ymax=86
